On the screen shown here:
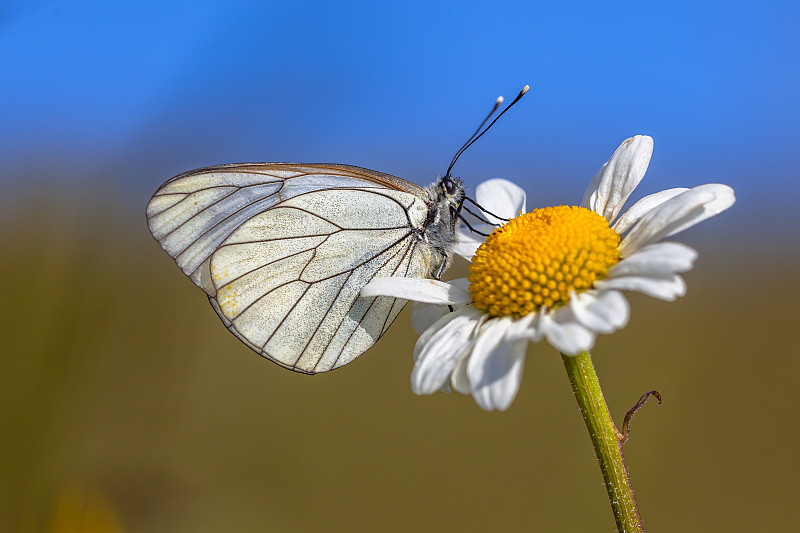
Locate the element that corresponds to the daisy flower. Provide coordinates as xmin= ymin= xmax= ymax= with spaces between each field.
xmin=362 ymin=136 xmax=735 ymax=411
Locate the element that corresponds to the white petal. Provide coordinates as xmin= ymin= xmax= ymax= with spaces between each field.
xmin=412 ymin=310 xmax=455 ymax=362
xmin=410 ymin=279 xmax=472 ymax=333
xmin=504 ymin=312 xmax=539 ymax=342
xmin=660 ymin=184 xmax=735 ymax=238
xmin=453 ymin=240 xmax=480 ymax=261
xmin=569 ymin=290 xmax=630 ymax=334
xmin=411 ymin=307 xmax=484 ymax=395
xmin=475 ymin=179 xmax=527 ymax=222
xmin=466 ymin=318 xmax=527 ymax=411
xmin=594 ymin=274 xmax=687 ymax=301
xmin=620 ymin=184 xmax=735 ymax=256
xmin=450 ymin=352 xmax=471 ymax=394
xmin=609 ymin=242 xmax=697 ymax=277
xmin=361 ymin=277 xmax=471 ymax=304
xmin=448 ymin=278 xmax=471 ymax=291
xmin=411 ymin=302 xmax=450 ymax=335
xmin=445 ymin=281 xmax=490 ymax=395
xmin=539 ymin=306 xmax=597 ymax=355
xmin=612 ymin=188 xmax=688 ymax=234
xmin=454 ymin=226 xmax=490 ymax=260
xmin=581 ymin=136 xmax=653 ymax=223
xmin=526 ymin=310 xmax=546 ymax=343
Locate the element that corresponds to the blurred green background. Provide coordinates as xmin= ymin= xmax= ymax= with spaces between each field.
xmin=2 ymin=191 xmax=798 ymax=532
xmin=2 ymin=1 xmax=800 ymax=531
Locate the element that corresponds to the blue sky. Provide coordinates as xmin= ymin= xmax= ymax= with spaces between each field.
xmin=2 ymin=1 xmax=798 ymax=237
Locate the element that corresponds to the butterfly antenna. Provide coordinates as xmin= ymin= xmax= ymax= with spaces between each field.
xmin=444 ymin=84 xmax=530 ymax=179
xmin=444 ymin=96 xmax=504 ymax=179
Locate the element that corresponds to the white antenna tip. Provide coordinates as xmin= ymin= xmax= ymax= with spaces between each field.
xmin=521 ymin=84 xmax=530 ymax=94
xmin=496 ymin=96 xmax=504 ymax=105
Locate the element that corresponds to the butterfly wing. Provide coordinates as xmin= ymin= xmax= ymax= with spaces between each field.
xmin=146 ymin=163 xmax=437 ymax=373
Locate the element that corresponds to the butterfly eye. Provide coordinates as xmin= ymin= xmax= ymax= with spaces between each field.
xmin=442 ymin=177 xmax=458 ymax=196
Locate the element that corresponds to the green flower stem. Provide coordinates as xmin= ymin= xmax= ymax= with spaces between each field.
xmin=562 ymin=351 xmax=644 ymax=533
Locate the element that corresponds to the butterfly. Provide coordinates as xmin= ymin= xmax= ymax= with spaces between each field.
xmin=146 ymin=86 xmax=528 ymax=374
xmin=147 ymin=164 xmax=464 ymax=374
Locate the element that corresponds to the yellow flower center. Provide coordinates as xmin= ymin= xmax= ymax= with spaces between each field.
xmin=468 ymin=206 xmax=621 ymax=318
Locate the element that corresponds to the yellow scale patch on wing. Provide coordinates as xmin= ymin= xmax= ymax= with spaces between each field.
xmin=219 ymin=284 xmax=240 ymax=316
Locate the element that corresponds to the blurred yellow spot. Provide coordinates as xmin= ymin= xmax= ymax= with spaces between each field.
xmin=48 ymin=484 xmax=123 ymax=533
xmin=469 ymin=206 xmax=620 ymax=317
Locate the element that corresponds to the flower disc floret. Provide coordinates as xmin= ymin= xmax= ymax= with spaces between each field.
xmin=468 ymin=206 xmax=621 ymax=317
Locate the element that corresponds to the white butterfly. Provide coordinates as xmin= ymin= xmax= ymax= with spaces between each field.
xmin=146 ymin=163 xmax=465 ymax=374
xmin=146 ymin=86 xmax=528 ymax=374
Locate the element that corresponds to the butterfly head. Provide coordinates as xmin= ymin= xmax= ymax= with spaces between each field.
xmin=426 ymin=176 xmax=465 ymax=229
xmin=440 ymin=175 xmax=465 ymax=210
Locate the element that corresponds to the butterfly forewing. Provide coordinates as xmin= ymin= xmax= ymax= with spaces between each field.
xmin=147 ymin=163 xmax=437 ymax=373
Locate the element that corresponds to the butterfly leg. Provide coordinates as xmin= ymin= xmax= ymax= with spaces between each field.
xmin=434 ymin=253 xmax=448 ymax=280
xmin=434 ymin=253 xmax=456 ymax=313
